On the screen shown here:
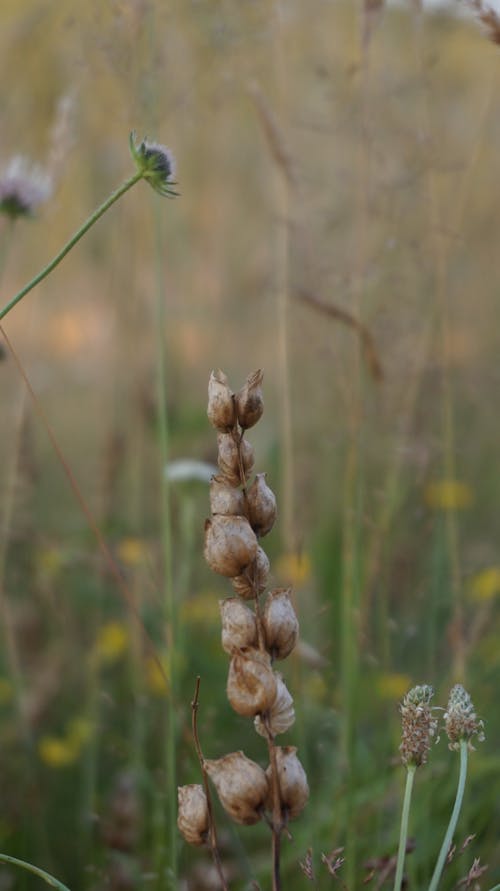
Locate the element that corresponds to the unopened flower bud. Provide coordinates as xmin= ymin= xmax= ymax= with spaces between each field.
xmin=227 ymin=648 xmax=277 ymax=716
xmin=210 ymin=475 xmax=245 ymax=516
xmin=220 ymin=598 xmax=258 ymax=653
xmin=266 ymin=747 xmax=309 ymax=819
xmin=235 ymin=369 xmax=264 ymax=430
xmin=445 ymin=684 xmax=485 ymax=751
xmin=205 ymin=752 xmax=269 ymax=825
xmin=204 ymin=515 xmax=258 ymax=577
xmin=246 ymin=473 xmax=277 ymax=537
xmin=255 ymin=674 xmax=295 ymax=737
xmin=232 ymin=546 xmax=270 ymax=599
xmin=207 ymin=370 xmax=236 ymax=431
xmin=399 ymin=685 xmax=437 ymax=767
xmin=217 ymin=433 xmax=255 ymax=486
xmin=177 ymin=784 xmax=209 ymax=846
xmin=129 ymin=132 xmax=177 ymax=197
xmin=263 ymin=588 xmax=299 ymax=660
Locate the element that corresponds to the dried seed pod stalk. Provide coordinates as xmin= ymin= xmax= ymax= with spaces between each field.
xmin=205 ymin=752 xmax=269 ymax=825
xmin=177 ymin=784 xmax=209 ymax=846
xmin=194 ymin=370 xmax=307 ymax=887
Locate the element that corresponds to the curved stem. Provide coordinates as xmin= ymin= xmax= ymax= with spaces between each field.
xmin=428 ymin=739 xmax=468 ymax=891
xmin=0 ymin=170 xmax=143 ymax=321
xmin=191 ymin=678 xmax=230 ymax=891
xmin=393 ymin=764 xmax=416 ymax=891
xmin=0 ymin=853 xmax=71 ymax=891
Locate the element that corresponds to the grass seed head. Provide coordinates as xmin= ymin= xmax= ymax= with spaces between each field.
xmin=444 ymin=684 xmax=485 ymax=751
xmin=399 ymin=684 xmax=437 ymax=767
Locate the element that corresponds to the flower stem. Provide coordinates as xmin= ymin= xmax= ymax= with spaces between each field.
xmin=393 ymin=764 xmax=416 ymax=891
xmin=0 ymin=170 xmax=143 ymax=321
xmin=427 ymin=739 xmax=468 ymax=891
xmin=0 ymin=853 xmax=71 ymax=891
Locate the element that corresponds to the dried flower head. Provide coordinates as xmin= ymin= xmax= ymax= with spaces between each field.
xmin=235 ymin=369 xmax=264 ymax=430
xmin=263 ymin=588 xmax=299 ymax=660
xmin=444 ymin=684 xmax=485 ymax=751
xmin=254 ymin=674 xmax=295 ymax=737
xmin=207 ymin=370 xmax=236 ymax=431
xmin=246 ymin=473 xmax=277 ymax=537
xmin=205 ymin=752 xmax=269 ymax=825
xmin=265 ymin=746 xmax=309 ymax=819
xmin=399 ymin=684 xmax=437 ymax=767
xmin=129 ymin=132 xmax=178 ymax=197
xmin=0 ymin=156 xmax=52 ymax=218
xmin=231 ymin=546 xmax=270 ymax=599
xmin=204 ymin=514 xmax=258 ymax=577
xmin=177 ymin=784 xmax=209 ymax=846
xmin=227 ymin=648 xmax=277 ymax=716
xmin=220 ymin=598 xmax=258 ymax=653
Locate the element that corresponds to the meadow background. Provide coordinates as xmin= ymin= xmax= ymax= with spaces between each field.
xmin=0 ymin=1 xmax=499 ymax=889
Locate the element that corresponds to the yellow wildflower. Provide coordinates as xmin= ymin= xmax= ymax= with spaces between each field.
xmin=92 ymin=621 xmax=129 ymax=666
xmin=116 ymin=537 xmax=149 ymax=567
xmin=424 ymin=480 xmax=474 ymax=511
xmin=376 ymin=672 xmax=412 ymax=701
xmin=275 ymin=552 xmax=312 ymax=587
xmin=38 ymin=736 xmax=79 ymax=768
xmin=145 ymin=655 xmax=170 ymax=697
xmin=179 ymin=591 xmax=220 ymax=625
xmin=468 ymin=567 xmax=500 ymax=602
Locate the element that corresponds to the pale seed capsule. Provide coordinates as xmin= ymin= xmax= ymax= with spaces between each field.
xmin=266 ymin=747 xmax=309 ymax=819
xmin=227 ymin=648 xmax=277 ymax=716
xmin=207 ymin=369 xmax=236 ymax=431
xmin=246 ymin=473 xmax=277 ymax=537
xmin=205 ymin=752 xmax=269 ymax=825
xmin=263 ymin=588 xmax=299 ymax=660
xmin=232 ymin=546 xmax=270 ymax=599
xmin=255 ymin=674 xmax=295 ymax=738
xmin=209 ymin=475 xmax=246 ymax=516
xmin=177 ymin=784 xmax=209 ymax=846
xmin=217 ymin=433 xmax=255 ymax=486
xmin=235 ymin=369 xmax=264 ymax=430
xmin=204 ymin=515 xmax=258 ymax=578
xmin=220 ymin=598 xmax=258 ymax=653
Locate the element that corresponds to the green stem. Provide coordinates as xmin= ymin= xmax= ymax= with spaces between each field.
xmin=0 ymin=170 xmax=143 ymax=321
xmin=486 ymin=885 xmax=500 ymax=891
xmin=393 ymin=764 xmax=416 ymax=891
xmin=0 ymin=853 xmax=71 ymax=891
xmin=427 ymin=739 xmax=468 ymax=891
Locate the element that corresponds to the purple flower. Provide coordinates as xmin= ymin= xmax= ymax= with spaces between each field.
xmin=0 ymin=156 xmax=52 ymax=219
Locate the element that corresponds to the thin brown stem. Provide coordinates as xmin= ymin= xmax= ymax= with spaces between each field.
xmin=191 ymin=678 xmax=230 ymax=891
xmin=262 ymin=718 xmax=283 ymax=891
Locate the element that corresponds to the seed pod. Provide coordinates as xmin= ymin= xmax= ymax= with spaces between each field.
xmin=205 ymin=752 xmax=269 ymax=825
xmin=232 ymin=546 xmax=270 ymax=599
xmin=177 ymin=784 xmax=209 ymax=846
xmin=266 ymin=747 xmax=309 ymax=819
xmin=255 ymin=674 xmax=295 ymax=738
xmin=217 ymin=433 xmax=255 ymax=487
xmin=220 ymin=598 xmax=258 ymax=653
xmin=246 ymin=473 xmax=277 ymax=537
xmin=207 ymin=369 xmax=236 ymax=431
xmin=263 ymin=588 xmax=299 ymax=659
xmin=210 ymin=475 xmax=245 ymax=516
xmin=235 ymin=369 xmax=264 ymax=430
xmin=227 ymin=648 xmax=277 ymax=716
xmin=204 ymin=515 xmax=258 ymax=578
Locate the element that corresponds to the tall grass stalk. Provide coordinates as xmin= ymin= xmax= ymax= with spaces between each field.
xmin=152 ymin=197 xmax=178 ymax=890
xmin=427 ymin=739 xmax=468 ymax=891
xmin=393 ymin=764 xmax=416 ymax=891
xmin=0 ymin=853 xmax=71 ymax=891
